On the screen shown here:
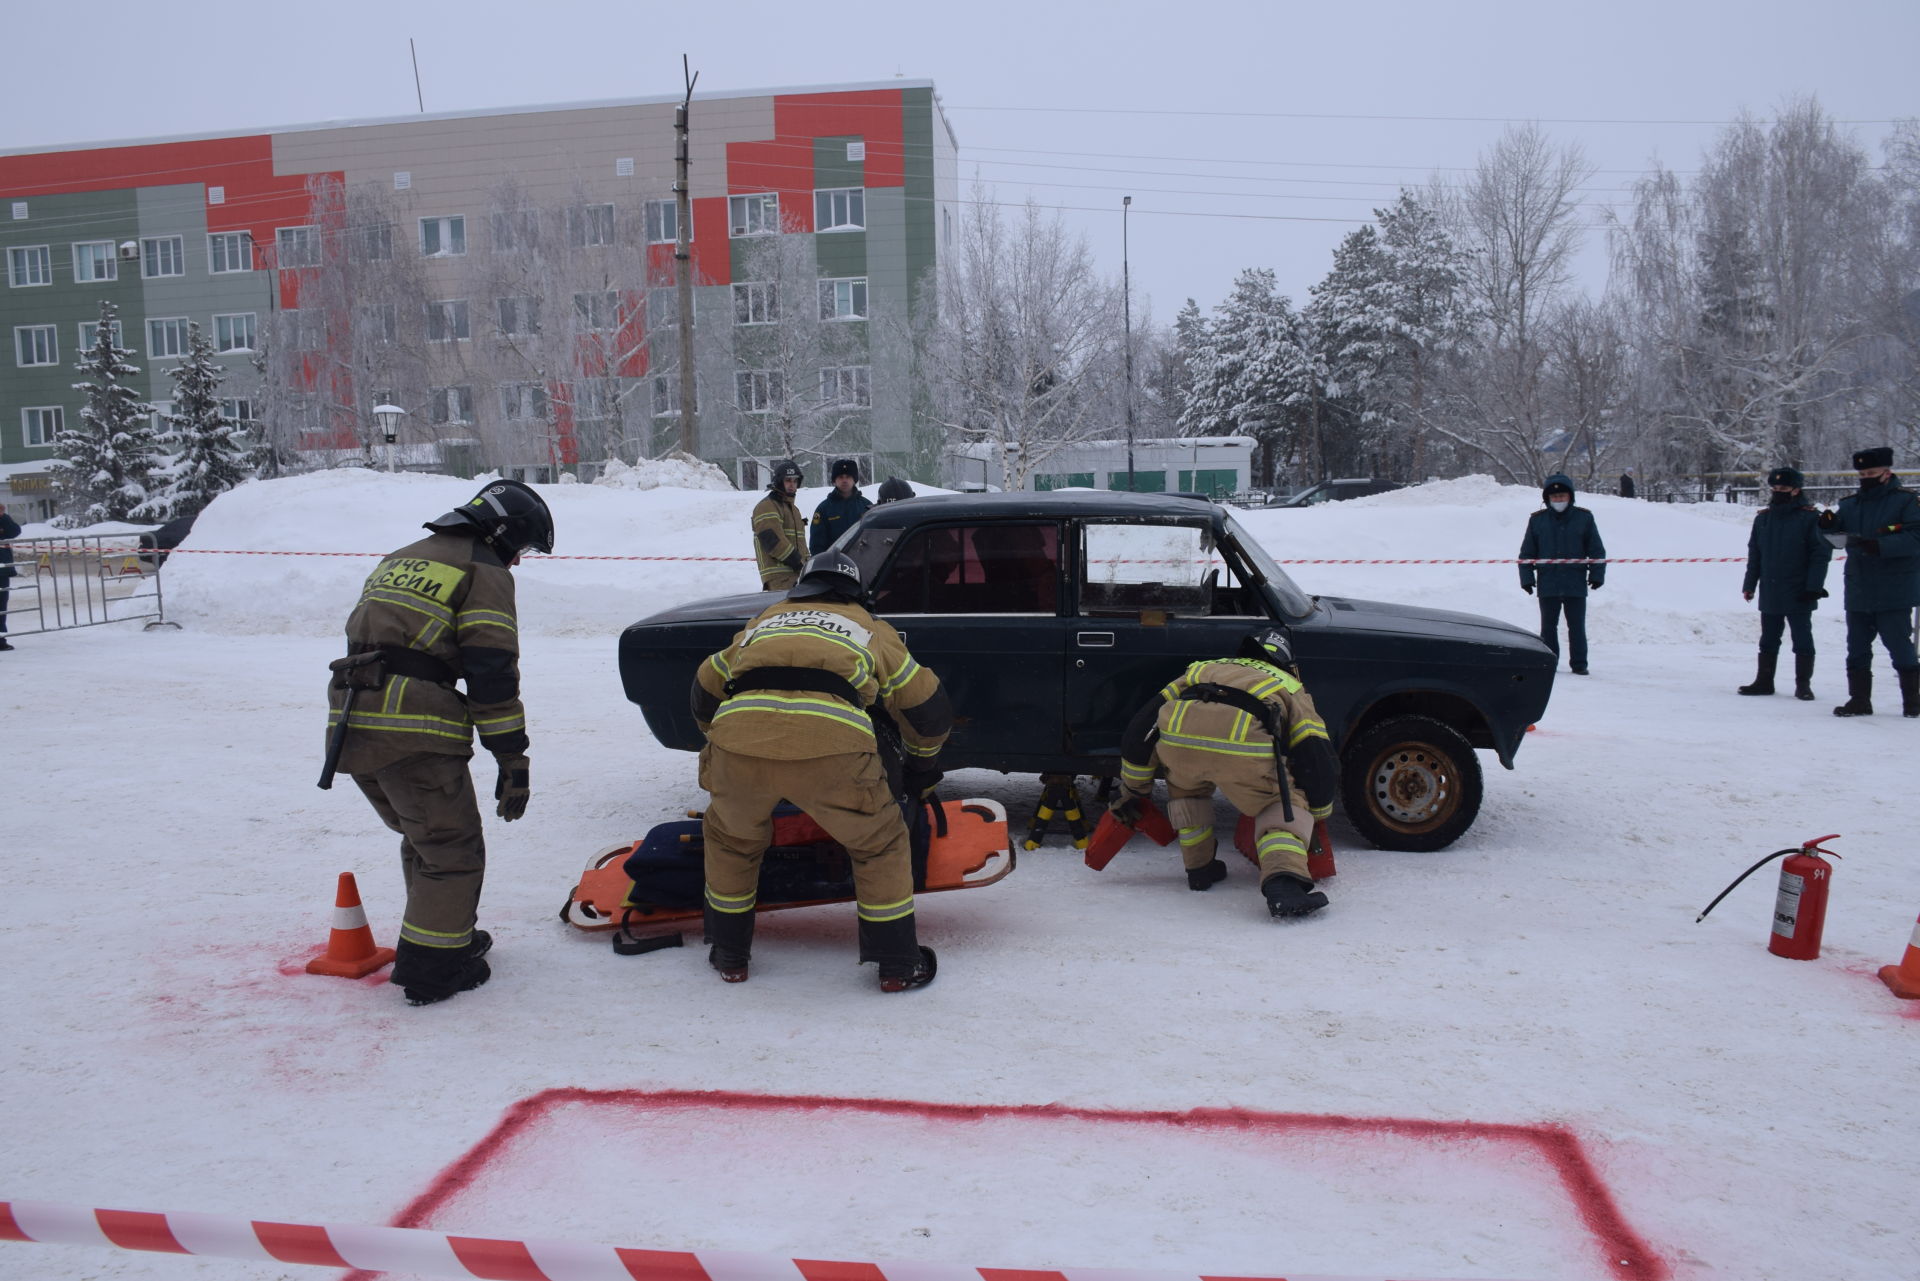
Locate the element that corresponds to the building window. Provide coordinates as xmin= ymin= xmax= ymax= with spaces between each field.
xmin=276 ymin=226 xmax=321 ymax=268
xmin=214 ymin=313 xmax=257 ymax=352
xmin=73 ymin=241 xmax=118 ymax=282
xmin=490 ymin=209 xmax=537 ymax=252
xmin=729 ymin=193 xmax=778 ymax=237
xmin=419 ymin=216 xmax=467 ymax=258
xmin=736 ymin=370 xmax=784 ymax=413
xmin=142 ymin=235 xmax=185 ymax=278
xmin=147 ymin=317 xmax=190 ymax=359
xmin=208 ymin=231 xmax=253 ymax=273
xmin=815 ymin=188 xmax=865 ymax=232
xmin=22 ymin=405 xmax=63 ymax=447
xmin=573 ymin=290 xmax=618 ymax=332
xmin=732 ymin=281 xmax=778 ymax=326
xmin=426 ymin=300 xmax=470 ymax=342
xmin=358 ymin=302 xmax=398 ymax=344
xmin=9 ymin=245 xmax=52 ymax=287
xmin=221 ymin=397 xmax=257 ymax=424
xmin=14 ymin=324 xmax=57 ymax=367
xmin=647 ymin=287 xmax=692 ymax=331
xmin=282 ymin=307 xmax=329 ymax=351
xmin=645 ymin=199 xmax=688 ymax=244
xmin=429 ymin=386 xmax=475 ymax=425
xmin=651 ymin=374 xmax=696 ymax=417
xmin=496 ymin=296 xmax=541 ymax=337
xmin=567 ymin=203 xmax=615 ymax=247
xmin=148 ymin=399 xmax=174 ymax=433
xmin=349 ymin=222 xmax=392 ymax=263
xmin=78 ymin=319 xmax=124 ymax=351
xmin=819 ymin=277 xmax=868 ymax=321
xmin=500 ymin=381 xmax=549 ymax=422
xmin=819 ymin=365 xmax=871 ymax=407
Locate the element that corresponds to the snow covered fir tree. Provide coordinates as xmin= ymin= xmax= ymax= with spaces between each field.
xmin=52 ymin=299 xmax=160 ymax=526
xmin=153 ymin=322 xmax=251 ymax=518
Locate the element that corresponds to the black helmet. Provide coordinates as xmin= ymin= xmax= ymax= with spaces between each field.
xmin=830 ymin=457 xmax=860 ymax=482
xmin=876 ymin=476 xmax=915 ymax=504
xmin=769 ymin=459 xmax=803 ymax=489
xmin=787 ymin=549 xmax=863 ymax=601
xmin=424 ymin=478 xmax=555 ymax=560
xmin=1239 ymin=627 xmax=1297 ymax=672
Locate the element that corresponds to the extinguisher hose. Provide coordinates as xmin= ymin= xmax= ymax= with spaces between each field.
xmin=1695 ymin=848 xmax=1801 ymax=923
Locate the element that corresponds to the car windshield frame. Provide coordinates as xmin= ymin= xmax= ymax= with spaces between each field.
xmin=1219 ymin=512 xmax=1314 ymax=620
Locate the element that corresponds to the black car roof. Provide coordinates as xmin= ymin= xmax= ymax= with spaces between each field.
xmin=860 ymin=489 xmax=1223 ymax=529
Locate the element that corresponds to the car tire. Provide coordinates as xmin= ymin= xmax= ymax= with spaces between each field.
xmin=1340 ymin=715 xmax=1482 ymax=852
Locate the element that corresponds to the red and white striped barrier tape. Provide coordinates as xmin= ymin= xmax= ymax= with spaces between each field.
xmin=0 ymin=1198 xmax=1531 ymax=1281
xmin=130 ymin=547 xmax=1764 ymax=565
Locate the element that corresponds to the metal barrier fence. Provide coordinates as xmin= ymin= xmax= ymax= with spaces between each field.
xmin=1 ymin=533 xmax=175 ymax=637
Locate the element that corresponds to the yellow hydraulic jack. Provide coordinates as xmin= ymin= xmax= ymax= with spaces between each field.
xmin=1022 ymin=773 xmax=1091 ymax=850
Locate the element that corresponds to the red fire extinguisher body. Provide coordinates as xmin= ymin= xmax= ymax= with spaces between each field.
xmin=1769 ymin=848 xmax=1832 ymax=960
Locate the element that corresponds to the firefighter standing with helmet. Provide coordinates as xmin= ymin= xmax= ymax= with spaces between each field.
xmin=690 ymin=550 xmax=953 ymax=989
xmin=322 ymin=479 xmax=554 ymax=1006
xmin=751 ymin=459 xmax=808 ymax=591
xmin=1109 ymin=629 xmax=1340 ymax=918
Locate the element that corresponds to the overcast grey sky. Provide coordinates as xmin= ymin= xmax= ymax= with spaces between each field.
xmin=3 ymin=0 xmax=1912 ymax=325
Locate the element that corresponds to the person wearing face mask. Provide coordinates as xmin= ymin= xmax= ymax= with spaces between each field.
xmin=1739 ymin=468 xmax=1833 ymax=700
xmin=1518 ymin=473 xmax=1606 ymax=675
xmin=1820 ymin=447 xmax=1920 ymax=718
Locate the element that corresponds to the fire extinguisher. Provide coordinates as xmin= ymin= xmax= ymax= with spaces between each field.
xmin=1696 ymin=835 xmax=1841 ymax=959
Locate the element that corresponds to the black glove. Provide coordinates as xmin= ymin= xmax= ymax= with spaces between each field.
xmin=782 ymin=550 xmax=803 ymax=572
xmin=494 ymin=754 xmax=531 ymax=821
xmin=1588 ymin=579 xmax=1603 ymax=592
xmin=1109 ymin=790 xmax=1145 ymax=826
xmin=1817 ymin=509 xmax=1837 ymax=530
xmin=1858 ymin=538 xmax=1880 ymax=555
xmin=1521 ymin=583 xmax=1534 ymax=596
xmin=903 ymin=766 xmax=943 ymax=800
xmin=1800 ymin=589 xmax=1828 ymax=602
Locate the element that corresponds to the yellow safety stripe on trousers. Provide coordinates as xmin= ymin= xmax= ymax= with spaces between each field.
xmin=710 ymin=692 xmax=877 ymax=737
xmin=399 ymin=919 xmax=474 ymax=949
xmin=1288 ymin=717 xmax=1328 ymax=747
xmin=1256 ymin=830 xmax=1308 ymax=857
xmin=856 ymin=895 xmax=915 ymax=923
xmin=1309 ymin=803 xmax=1334 ymax=820
xmin=1120 ymin=758 xmax=1155 ymax=784
xmin=879 ymin=655 xmax=921 ymax=697
xmin=327 ymin=707 xmax=473 ymax=743
xmin=705 ymin=885 xmax=757 ymax=914
xmin=456 ymin=608 xmax=518 ymax=637
xmin=1158 ymin=730 xmax=1273 ymax=760
xmin=902 ymin=738 xmax=941 ymax=759
xmin=742 ymin=624 xmax=876 ymax=688
xmin=473 ymin=710 xmax=527 ymax=734
xmin=1177 ymin=825 xmax=1213 ymax=848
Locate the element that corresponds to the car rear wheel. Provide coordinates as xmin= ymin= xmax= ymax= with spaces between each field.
xmin=1341 ymin=715 xmax=1482 ymax=852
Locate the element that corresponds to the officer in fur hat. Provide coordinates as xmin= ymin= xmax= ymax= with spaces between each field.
xmin=1821 ymin=447 xmax=1920 ymax=717
xmin=1738 ymin=467 xmax=1833 ymax=700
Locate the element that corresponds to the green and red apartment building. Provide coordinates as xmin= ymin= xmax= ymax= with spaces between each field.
xmin=0 ymin=80 xmax=958 ymax=517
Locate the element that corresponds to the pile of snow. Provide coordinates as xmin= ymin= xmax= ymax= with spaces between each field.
xmin=592 ymin=453 xmax=734 ymax=492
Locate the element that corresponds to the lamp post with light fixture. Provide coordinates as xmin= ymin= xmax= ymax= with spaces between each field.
xmin=373 ymin=403 xmax=406 ymax=474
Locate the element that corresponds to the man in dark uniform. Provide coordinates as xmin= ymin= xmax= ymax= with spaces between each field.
xmin=325 ymin=479 xmax=554 ymax=1005
xmin=1110 ymin=629 xmax=1340 ymax=919
xmin=1738 ymin=467 xmax=1833 ymax=700
xmin=0 ymin=502 xmax=18 ymax=651
xmin=751 ymin=459 xmax=807 ymax=591
xmin=1519 ymin=473 xmax=1606 ymax=675
xmin=809 ymin=458 xmax=872 ymax=553
xmin=691 ymin=550 xmax=952 ymax=990
xmin=1823 ymin=447 xmax=1920 ymax=718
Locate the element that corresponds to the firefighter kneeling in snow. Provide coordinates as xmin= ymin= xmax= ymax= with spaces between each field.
xmin=323 ymin=480 xmax=553 ymax=1006
xmin=1110 ymin=629 xmax=1339 ymax=918
xmin=691 ymin=550 xmax=952 ymax=989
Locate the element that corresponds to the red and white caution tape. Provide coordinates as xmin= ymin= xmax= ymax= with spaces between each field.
xmin=0 ymin=1198 xmax=1532 ymax=1281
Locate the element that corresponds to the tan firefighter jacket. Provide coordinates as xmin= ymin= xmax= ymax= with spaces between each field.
xmin=751 ymin=492 xmax=807 ymax=587
xmin=691 ymin=597 xmax=950 ymax=764
xmin=324 ymin=531 xmax=527 ymax=775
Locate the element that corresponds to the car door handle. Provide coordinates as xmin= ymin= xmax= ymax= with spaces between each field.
xmin=1077 ymin=632 xmax=1115 ymax=648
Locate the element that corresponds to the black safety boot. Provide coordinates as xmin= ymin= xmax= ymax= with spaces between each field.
xmin=1834 ymin=667 xmax=1873 ymax=717
xmin=1899 ymin=667 xmax=1920 ymax=718
xmin=859 ymin=915 xmax=935 ymax=991
xmin=1186 ymin=858 xmax=1228 ymax=891
xmin=1262 ymin=875 xmax=1329 ymax=919
xmin=1738 ymin=652 xmax=1777 ymax=696
xmin=878 ymin=946 xmax=938 ymax=993
xmin=1793 ymin=653 xmax=1816 ymax=701
xmin=704 ymin=905 xmax=753 ymax=983
xmin=393 ymin=939 xmax=492 ymax=1007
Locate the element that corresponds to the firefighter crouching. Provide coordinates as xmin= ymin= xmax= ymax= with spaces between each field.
xmin=752 ymin=458 xmax=808 ymax=591
xmin=1110 ymin=628 xmax=1339 ymax=918
xmin=691 ymin=550 xmax=953 ymax=990
xmin=322 ymin=480 xmax=554 ymax=1005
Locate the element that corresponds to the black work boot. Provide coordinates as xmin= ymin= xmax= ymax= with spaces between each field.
xmin=1834 ymin=667 xmax=1873 ymax=717
xmin=1186 ymin=858 xmax=1228 ymax=891
xmin=704 ymin=905 xmax=753 ymax=983
xmin=1262 ymin=875 xmax=1329 ymax=919
xmin=859 ymin=914 xmax=936 ymax=992
xmin=1737 ymin=652 xmax=1777 ymax=696
xmin=878 ymin=946 xmax=938 ymax=993
xmin=1899 ymin=667 xmax=1920 ymax=718
xmin=392 ymin=939 xmax=492 ymax=1007
xmin=1793 ymin=653 xmax=1816 ymax=701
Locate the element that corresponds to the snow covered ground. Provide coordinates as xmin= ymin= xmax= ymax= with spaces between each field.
xmin=3 ymin=473 xmax=1916 ymax=1281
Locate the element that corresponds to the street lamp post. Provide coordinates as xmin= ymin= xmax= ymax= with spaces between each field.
xmin=1122 ymin=195 xmax=1135 ymax=492
xmin=373 ymin=403 xmax=407 ymax=474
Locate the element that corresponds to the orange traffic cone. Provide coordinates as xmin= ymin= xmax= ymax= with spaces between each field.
xmin=305 ymin=872 xmax=396 ymax=978
xmin=1878 ymin=912 xmax=1920 ymax=999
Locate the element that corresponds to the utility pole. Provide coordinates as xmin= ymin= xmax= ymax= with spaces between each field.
xmin=674 ymin=57 xmax=699 ymax=456
xmin=1122 ymin=195 xmax=1136 ymax=492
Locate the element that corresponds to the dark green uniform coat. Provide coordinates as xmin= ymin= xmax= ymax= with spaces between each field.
xmin=809 ymin=488 xmax=873 ymax=554
xmin=1518 ymin=474 xmax=1606 ymax=598
xmin=1743 ymin=501 xmax=1833 ymax=615
xmin=1830 ymin=476 xmax=1920 ymax=613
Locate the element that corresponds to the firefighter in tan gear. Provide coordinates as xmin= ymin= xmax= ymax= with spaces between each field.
xmin=751 ymin=459 xmax=808 ymax=591
xmin=691 ymin=549 xmax=953 ymax=989
xmin=322 ymin=480 xmax=554 ymax=1005
xmin=1110 ymin=628 xmax=1339 ymax=918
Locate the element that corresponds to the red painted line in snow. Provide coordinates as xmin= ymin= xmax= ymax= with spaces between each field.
xmin=352 ymin=1088 xmax=1669 ymax=1281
